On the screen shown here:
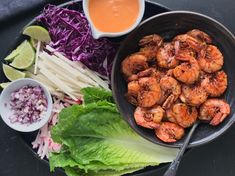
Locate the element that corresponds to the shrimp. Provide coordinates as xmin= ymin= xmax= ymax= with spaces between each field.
xmin=199 ymin=99 xmax=230 ymax=126
xmin=139 ymin=34 xmax=163 ymax=59
xmin=121 ymin=54 xmax=149 ymax=78
xmin=137 ymin=77 xmax=162 ymax=107
xmin=201 ymin=71 xmax=227 ymax=97
xmin=134 ymin=106 xmax=164 ymax=129
xmin=156 ymin=42 xmax=179 ymax=68
xmin=127 ymin=68 xmax=164 ymax=82
xmin=125 ymin=81 xmax=140 ymax=105
xmin=160 ymin=76 xmax=181 ymax=109
xmin=173 ymin=34 xmax=206 ymax=52
xmin=155 ymin=122 xmax=185 ymax=143
xmin=180 ymin=83 xmax=208 ymax=106
xmin=137 ymin=67 xmax=164 ymax=82
xmin=173 ymin=58 xmax=200 ymax=84
xmin=187 ymin=29 xmax=212 ymax=44
xmin=169 ymin=103 xmax=198 ymax=128
xmin=197 ymin=45 xmax=223 ymax=73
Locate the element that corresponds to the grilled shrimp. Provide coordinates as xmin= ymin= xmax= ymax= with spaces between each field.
xmin=156 ymin=42 xmax=179 ymax=68
xmin=155 ymin=122 xmax=185 ymax=143
xmin=173 ymin=34 xmax=205 ymax=52
xmin=121 ymin=54 xmax=149 ymax=78
xmin=139 ymin=34 xmax=163 ymax=59
xmin=201 ymin=71 xmax=227 ymax=97
xmin=180 ymin=83 xmax=208 ymax=106
xmin=137 ymin=67 xmax=165 ymax=82
xmin=134 ymin=106 xmax=164 ymax=129
xmin=160 ymin=76 xmax=181 ymax=109
xmin=173 ymin=58 xmax=200 ymax=84
xmin=137 ymin=77 xmax=162 ymax=107
xmin=125 ymin=81 xmax=140 ymax=105
xmin=198 ymin=45 xmax=223 ymax=73
xmin=199 ymin=99 xmax=230 ymax=126
xmin=169 ymin=103 xmax=198 ymax=128
xmin=187 ymin=29 xmax=212 ymax=44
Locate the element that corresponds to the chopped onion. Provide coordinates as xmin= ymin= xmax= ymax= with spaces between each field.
xmin=9 ymin=86 xmax=47 ymax=125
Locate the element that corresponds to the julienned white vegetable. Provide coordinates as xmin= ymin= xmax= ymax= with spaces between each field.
xmin=26 ymin=47 xmax=110 ymax=100
xmin=46 ymin=45 xmax=110 ymax=90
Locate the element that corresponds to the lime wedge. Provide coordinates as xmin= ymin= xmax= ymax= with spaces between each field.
xmin=10 ymin=40 xmax=35 ymax=69
xmin=3 ymin=64 xmax=26 ymax=81
xmin=23 ymin=25 xmax=51 ymax=43
xmin=0 ymin=82 xmax=11 ymax=89
xmin=4 ymin=40 xmax=31 ymax=62
xmin=4 ymin=49 xmax=19 ymax=62
xmin=30 ymin=38 xmax=37 ymax=49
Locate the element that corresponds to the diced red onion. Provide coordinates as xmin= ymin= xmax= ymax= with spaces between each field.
xmin=9 ymin=86 xmax=48 ymax=125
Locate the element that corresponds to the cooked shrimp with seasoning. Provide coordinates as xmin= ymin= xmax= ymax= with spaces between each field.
xmin=139 ymin=34 xmax=163 ymax=59
xmin=173 ymin=58 xmax=200 ymax=84
xmin=160 ymin=76 xmax=181 ymax=109
xmin=187 ymin=29 xmax=212 ymax=44
xmin=122 ymin=29 xmax=230 ymax=143
xmin=180 ymin=83 xmax=208 ymax=106
xmin=169 ymin=103 xmax=198 ymax=128
xmin=137 ymin=77 xmax=162 ymax=107
xmin=125 ymin=81 xmax=140 ymax=106
xmin=134 ymin=106 xmax=164 ymax=129
xmin=129 ymin=67 xmax=164 ymax=82
xmin=199 ymin=99 xmax=230 ymax=126
xmin=201 ymin=70 xmax=227 ymax=97
xmin=121 ymin=53 xmax=149 ymax=78
xmin=155 ymin=122 xmax=185 ymax=143
xmin=156 ymin=42 xmax=179 ymax=69
xmin=198 ymin=45 xmax=223 ymax=73
xmin=173 ymin=34 xmax=205 ymax=52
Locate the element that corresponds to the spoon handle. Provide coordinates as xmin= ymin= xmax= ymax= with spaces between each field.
xmin=163 ymin=121 xmax=199 ymax=176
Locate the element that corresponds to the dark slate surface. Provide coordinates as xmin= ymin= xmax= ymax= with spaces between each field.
xmin=0 ymin=0 xmax=235 ymax=176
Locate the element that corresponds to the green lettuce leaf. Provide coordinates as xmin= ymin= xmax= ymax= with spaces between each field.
xmin=81 ymin=87 xmax=114 ymax=104
xmin=50 ymin=88 xmax=178 ymax=176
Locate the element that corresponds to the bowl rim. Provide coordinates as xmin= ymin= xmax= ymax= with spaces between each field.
xmin=0 ymin=78 xmax=53 ymax=132
xmin=111 ymin=10 xmax=235 ymax=148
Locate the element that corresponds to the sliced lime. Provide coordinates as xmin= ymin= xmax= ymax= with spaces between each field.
xmin=2 ymin=64 xmax=26 ymax=81
xmin=30 ymin=38 xmax=37 ymax=49
xmin=4 ymin=40 xmax=31 ymax=62
xmin=0 ymin=82 xmax=11 ymax=89
xmin=10 ymin=40 xmax=35 ymax=69
xmin=4 ymin=49 xmax=19 ymax=62
xmin=23 ymin=25 xmax=51 ymax=43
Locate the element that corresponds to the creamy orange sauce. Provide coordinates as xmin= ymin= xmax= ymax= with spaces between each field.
xmin=88 ymin=0 xmax=140 ymax=33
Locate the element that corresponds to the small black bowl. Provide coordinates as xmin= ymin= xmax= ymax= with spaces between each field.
xmin=111 ymin=11 xmax=235 ymax=148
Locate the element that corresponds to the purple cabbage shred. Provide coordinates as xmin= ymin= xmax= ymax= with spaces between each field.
xmin=37 ymin=4 xmax=117 ymax=77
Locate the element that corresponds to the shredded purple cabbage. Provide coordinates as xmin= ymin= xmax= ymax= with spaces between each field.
xmin=37 ymin=4 xmax=117 ymax=77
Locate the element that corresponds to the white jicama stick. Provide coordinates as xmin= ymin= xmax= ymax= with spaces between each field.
xmin=34 ymin=41 xmax=41 ymax=75
xmin=39 ymin=65 xmax=78 ymax=101
xmin=39 ymin=51 xmax=99 ymax=87
xmin=46 ymin=47 xmax=110 ymax=90
xmin=39 ymin=57 xmax=92 ymax=89
xmin=55 ymin=73 xmax=90 ymax=90
xmin=26 ymin=71 xmax=57 ymax=89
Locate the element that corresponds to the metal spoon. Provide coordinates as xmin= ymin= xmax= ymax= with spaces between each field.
xmin=163 ymin=121 xmax=200 ymax=176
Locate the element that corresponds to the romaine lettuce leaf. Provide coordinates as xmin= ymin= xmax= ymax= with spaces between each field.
xmin=49 ymin=88 xmax=178 ymax=176
xmin=81 ymin=87 xmax=114 ymax=104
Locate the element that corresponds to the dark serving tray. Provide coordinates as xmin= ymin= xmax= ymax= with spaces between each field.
xmin=0 ymin=1 xmax=176 ymax=176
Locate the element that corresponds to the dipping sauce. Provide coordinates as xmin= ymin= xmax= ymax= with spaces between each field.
xmin=88 ymin=0 xmax=140 ymax=33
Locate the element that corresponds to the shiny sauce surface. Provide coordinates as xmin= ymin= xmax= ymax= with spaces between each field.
xmin=88 ymin=0 xmax=140 ymax=33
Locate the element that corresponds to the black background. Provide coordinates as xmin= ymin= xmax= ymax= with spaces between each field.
xmin=0 ymin=0 xmax=235 ymax=176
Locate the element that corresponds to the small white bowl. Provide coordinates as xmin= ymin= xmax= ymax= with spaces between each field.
xmin=83 ymin=0 xmax=145 ymax=39
xmin=0 ymin=78 xmax=53 ymax=132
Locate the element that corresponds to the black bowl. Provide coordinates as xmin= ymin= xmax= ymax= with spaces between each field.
xmin=111 ymin=11 xmax=235 ymax=148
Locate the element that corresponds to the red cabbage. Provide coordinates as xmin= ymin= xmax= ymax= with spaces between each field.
xmin=37 ymin=4 xmax=117 ymax=77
